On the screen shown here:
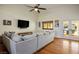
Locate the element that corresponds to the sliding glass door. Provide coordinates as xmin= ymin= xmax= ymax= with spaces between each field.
xmin=63 ymin=20 xmax=79 ymax=37
xmin=71 ymin=21 xmax=79 ymax=36
xmin=63 ymin=20 xmax=70 ymax=36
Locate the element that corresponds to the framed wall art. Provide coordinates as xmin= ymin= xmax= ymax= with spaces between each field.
xmin=3 ymin=20 xmax=12 ymax=25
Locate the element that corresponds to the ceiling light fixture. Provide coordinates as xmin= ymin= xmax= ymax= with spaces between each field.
xmin=34 ymin=8 xmax=38 ymax=11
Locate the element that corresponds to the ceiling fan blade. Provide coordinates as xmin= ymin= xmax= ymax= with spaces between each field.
xmin=35 ymin=4 xmax=40 ymax=8
xmin=38 ymin=8 xmax=47 ymax=10
xmin=30 ymin=9 xmax=34 ymax=12
xmin=36 ymin=4 xmax=40 ymax=7
xmin=37 ymin=10 xmax=40 ymax=13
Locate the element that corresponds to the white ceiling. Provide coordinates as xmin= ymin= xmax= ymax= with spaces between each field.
xmin=26 ymin=4 xmax=79 ymax=10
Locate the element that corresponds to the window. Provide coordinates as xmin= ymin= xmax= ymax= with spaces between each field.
xmin=42 ymin=21 xmax=53 ymax=30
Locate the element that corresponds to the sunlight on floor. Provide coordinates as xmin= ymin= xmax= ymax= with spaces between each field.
xmin=62 ymin=39 xmax=79 ymax=53
xmin=71 ymin=42 xmax=79 ymax=53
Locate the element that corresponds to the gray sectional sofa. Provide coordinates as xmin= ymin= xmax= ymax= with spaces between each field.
xmin=2 ymin=31 xmax=54 ymax=54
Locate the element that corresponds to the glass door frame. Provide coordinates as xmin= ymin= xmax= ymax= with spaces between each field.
xmin=63 ymin=20 xmax=71 ymax=36
xmin=63 ymin=20 xmax=79 ymax=37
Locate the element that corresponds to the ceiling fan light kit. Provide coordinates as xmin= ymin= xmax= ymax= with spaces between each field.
xmin=34 ymin=8 xmax=38 ymax=11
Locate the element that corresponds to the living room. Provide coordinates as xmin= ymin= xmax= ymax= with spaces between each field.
xmin=0 ymin=4 xmax=79 ymax=54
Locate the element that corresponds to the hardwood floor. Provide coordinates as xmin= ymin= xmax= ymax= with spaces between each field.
xmin=0 ymin=36 xmax=8 ymax=54
xmin=0 ymin=37 xmax=79 ymax=54
xmin=35 ymin=38 xmax=79 ymax=54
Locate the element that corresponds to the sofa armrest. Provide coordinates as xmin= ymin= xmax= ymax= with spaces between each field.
xmin=2 ymin=35 xmax=16 ymax=54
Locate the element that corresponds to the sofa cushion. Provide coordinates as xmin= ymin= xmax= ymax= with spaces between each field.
xmin=22 ymin=34 xmax=36 ymax=40
xmin=22 ymin=35 xmax=34 ymax=40
xmin=4 ymin=32 xmax=15 ymax=39
xmin=12 ymin=34 xmax=22 ymax=42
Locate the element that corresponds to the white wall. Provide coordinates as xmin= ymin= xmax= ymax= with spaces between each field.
xmin=38 ymin=4 xmax=79 ymax=20
xmin=0 ymin=4 xmax=79 ymax=36
xmin=0 ymin=5 xmax=37 ymax=35
xmin=38 ymin=4 xmax=79 ymax=37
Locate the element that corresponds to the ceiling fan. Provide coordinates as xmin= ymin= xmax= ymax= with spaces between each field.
xmin=25 ymin=4 xmax=47 ymax=13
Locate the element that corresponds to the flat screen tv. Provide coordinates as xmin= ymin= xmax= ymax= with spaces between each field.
xmin=18 ymin=20 xmax=29 ymax=28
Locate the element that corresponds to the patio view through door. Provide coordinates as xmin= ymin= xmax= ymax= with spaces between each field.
xmin=63 ymin=20 xmax=79 ymax=38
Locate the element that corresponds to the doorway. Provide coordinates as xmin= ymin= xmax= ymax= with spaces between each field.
xmin=63 ymin=20 xmax=79 ymax=39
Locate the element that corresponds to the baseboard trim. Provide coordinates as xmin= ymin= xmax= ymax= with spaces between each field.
xmin=54 ymin=36 xmax=79 ymax=41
